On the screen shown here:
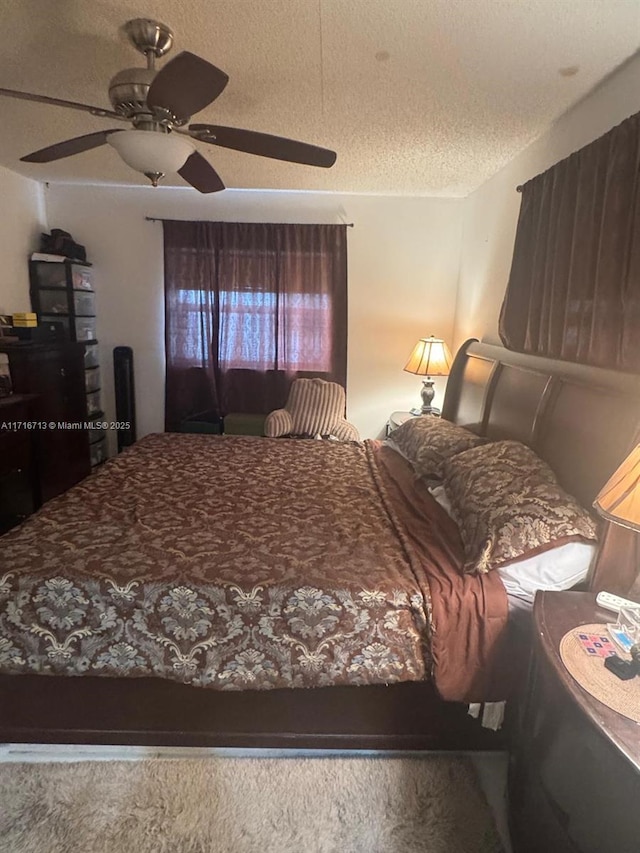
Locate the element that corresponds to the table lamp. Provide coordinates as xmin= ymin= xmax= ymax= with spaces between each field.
xmin=593 ymin=444 xmax=640 ymax=533
xmin=593 ymin=446 xmax=640 ymax=666
xmin=403 ymin=336 xmax=452 ymax=415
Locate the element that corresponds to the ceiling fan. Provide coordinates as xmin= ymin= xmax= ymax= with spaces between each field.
xmin=0 ymin=18 xmax=337 ymax=193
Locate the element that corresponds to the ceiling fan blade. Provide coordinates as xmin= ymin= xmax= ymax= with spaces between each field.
xmin=178 ymin=150 xmax=225 ymax=193
xmin=188 ymin=125 xmax=337 ymax=168
xmin=20 ymin=129 xmax=123 ymax=163
xmin=147 ymin=51 xmax=229 ymax=121
xmin=0 ymin=87 xmax=127 ymax=120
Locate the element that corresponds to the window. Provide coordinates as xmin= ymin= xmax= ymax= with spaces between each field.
xmin=500 ymin=110 xmax=640 ymax=372
xmin=163 ymin=221 xmax=347 ymax=429
xmin=175 ymin=288 xmax=332 ymax=371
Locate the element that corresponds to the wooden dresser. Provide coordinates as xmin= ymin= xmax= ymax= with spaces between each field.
xmin=0 ymin=342 xmax=90 ymax=507
xmin=509 ymin=591 xmax=640 ymax=853
xmin=0 ymin=394 xmax=38 ymax=533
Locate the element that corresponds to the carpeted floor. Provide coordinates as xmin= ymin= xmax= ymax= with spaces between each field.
xmin=0 ymin=755 xmax=505 ymax=853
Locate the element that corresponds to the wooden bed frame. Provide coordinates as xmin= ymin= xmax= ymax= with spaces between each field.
xmin=2 ymin=339 xmax=640 ymax=750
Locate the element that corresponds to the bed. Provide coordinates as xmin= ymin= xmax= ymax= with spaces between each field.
xmin=1 ymin=339 xmax=639 ymax=749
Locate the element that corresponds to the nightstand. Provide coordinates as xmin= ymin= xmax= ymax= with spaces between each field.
xmin=387 ymin=409 xmax=440 ymax=436
xmin=509 ymin=591 xmax=640 ymax=853
xmin=387 ymin=411 xmax=416 ymax=434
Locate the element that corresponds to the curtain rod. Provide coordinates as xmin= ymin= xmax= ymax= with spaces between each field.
xmin=145 ymin=216 xmax=354 ymax=227
xmin=516 ymin=185 xmax=523 ymax=192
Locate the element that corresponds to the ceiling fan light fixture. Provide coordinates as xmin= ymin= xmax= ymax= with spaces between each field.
xmin=107 ymin=130 xmax=194 ymax=180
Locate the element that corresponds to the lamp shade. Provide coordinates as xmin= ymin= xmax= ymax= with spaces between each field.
xmin=403 ymin=336 xmax=453 ymax=377
xmin=108 ymin=130 xmax=194 ymax=175
xmin=593 ymin=444 xmax=640 ymax=532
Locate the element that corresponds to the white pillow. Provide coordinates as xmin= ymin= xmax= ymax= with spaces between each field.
xmin=496 ymin=541 xmax=595 ymax=604
xmin=428 ymin=484 xmax=596 ymax=604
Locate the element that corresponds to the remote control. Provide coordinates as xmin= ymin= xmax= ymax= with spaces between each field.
xmin=595 ymin=591 xmax=640 ymax=614
xmin=604 ymin=654 xmax=638 ymax=680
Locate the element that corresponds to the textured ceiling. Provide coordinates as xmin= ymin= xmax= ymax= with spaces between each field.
xmin=0 ymin=0 xmax=638 ymax=196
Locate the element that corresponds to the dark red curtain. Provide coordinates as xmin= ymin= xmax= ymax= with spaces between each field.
xmin=499 ymin=111 xmax=640 ymax=371
xmin=164 ymin=221 xmax=348 ymax=431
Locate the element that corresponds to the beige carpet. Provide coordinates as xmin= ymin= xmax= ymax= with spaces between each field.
xmin=0 ymin=755 xmax=504 ymax=853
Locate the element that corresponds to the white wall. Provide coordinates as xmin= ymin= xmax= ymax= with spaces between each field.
xmin=455 ymin=53 xmax=640 ymax=349
xmin=0 ymin=166 xmax=46 ymax=315
xmin=44 ymin=186 xmax=463 ymax=443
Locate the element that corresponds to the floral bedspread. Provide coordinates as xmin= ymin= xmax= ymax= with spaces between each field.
xmin=0 ymin=434 xmax=438 ymax=691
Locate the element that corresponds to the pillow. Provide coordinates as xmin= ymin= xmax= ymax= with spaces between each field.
xmin=386 ymin=416 xmax=486 ymax=480
xmin=497 ymin=541 xmax=596 ymax=604
xmin=428 ymin=483 xmax=596 ymax=600
xmin=442 ymin=440 xmax=598 ymax=574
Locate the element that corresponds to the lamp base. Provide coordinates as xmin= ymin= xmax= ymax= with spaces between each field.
xmin=411 ymin=377 xmax=438 ymax=416
xmin=410 ymin=406 xmax=441 ymax=417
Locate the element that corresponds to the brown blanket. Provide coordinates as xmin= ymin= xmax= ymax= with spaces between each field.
xmin=0 ymin=434 xmax=507 ymax=700
xmin=374 ymin=445 xmax=509 ymax=701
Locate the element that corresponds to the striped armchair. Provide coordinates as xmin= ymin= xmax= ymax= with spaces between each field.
xmin=264 ymin=378 xmax=360 ymax=441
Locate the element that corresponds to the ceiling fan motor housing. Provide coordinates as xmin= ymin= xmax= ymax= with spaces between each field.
xmin=108 ymin=67 xmax=186 ymax=126
xmin=108 ymin=67 xmax=155 ymax=117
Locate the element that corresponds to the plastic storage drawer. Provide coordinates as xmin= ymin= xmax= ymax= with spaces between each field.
xmin=90 ymin=438 xmax=107 ymax=467
xmin=86 ymin=390 xmax=102 ymax=416
xmin=39 ymin=315 xmax=70 ymax=337
xmin=84 ymin=343 xmax=99 ymax=368
xmin=88 ymin=418 xmax=106 ymax=444
xmin=30 ymin=262 xmax=67 ymax=288
xmin=38 ymin=291 xmax=69 ymax=314
xmin=74 ymin=316 xmax=97 ymax=342
xmin=71 ymin=265 xmax=93 ymax=290
xmin=73 ymin=291 xmax=95 ymax=316
xmin=85 ymin=367 xmax=101 ymax=393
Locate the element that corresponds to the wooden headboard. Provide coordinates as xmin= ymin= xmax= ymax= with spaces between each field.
xmin=442 ymin=340 xmax=640 ymax=593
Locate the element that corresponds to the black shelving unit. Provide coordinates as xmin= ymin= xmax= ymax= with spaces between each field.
xmin=29 ymin=257 xmax=107 ymax=468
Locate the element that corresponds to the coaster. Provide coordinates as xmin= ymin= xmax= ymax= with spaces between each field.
xmin=574 ymin=630 xmax=616 ymax=658
xmin=559 ymin=624 xmax=640 ymax=724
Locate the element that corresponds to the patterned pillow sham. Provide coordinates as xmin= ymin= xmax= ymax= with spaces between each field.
xmin=442 ymin=440 xmax=598 ymax=574
xmin=387 ymin=415 xmax=487 ymax=480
